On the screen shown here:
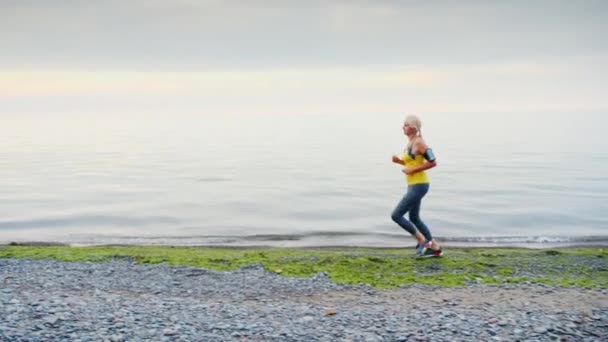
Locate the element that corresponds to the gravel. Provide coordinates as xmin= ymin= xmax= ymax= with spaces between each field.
xmin=1 ymin=258 xmax=606 ymax=341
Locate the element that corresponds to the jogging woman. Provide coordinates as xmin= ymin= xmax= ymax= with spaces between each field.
xmin=391 ymin=115 xmax=442 ymax=257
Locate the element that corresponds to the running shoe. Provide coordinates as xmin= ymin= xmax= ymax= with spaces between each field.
xmin=415 ymin=241 xmax=431 ymax=256
xmin=420 ymin=247 xmax=443 ymax=258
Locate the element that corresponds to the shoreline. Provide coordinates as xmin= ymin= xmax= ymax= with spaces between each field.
xmin=3 ymin=241 xmax=608 ymax=249
xmin=1 ymin=245 xmax=606 ymax=289
xmin=2 ymin=233 xmax=607 ymax=249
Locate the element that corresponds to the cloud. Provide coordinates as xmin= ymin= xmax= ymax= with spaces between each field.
xmin=1 ymin=1 xmax=606 ymax=114
xmin=2 ymin=56 xmax=605 ymax=115
xmin=0 ymin=60 xmax=573 ymax=97
xmin=1 ymin=1 xmax=606 ymax=69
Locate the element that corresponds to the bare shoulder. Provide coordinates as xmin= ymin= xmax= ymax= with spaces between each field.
xmin=414 ymin=137 xmax=429 ymax=151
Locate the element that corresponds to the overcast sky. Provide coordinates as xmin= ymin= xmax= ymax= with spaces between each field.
xmin=1 ymin=0 xmax=607 ymax=115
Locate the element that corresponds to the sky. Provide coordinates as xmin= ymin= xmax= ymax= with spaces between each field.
xmin=1 ymin=0 xmax=607 ymax=116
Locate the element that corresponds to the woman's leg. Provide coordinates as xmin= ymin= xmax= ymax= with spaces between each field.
xmin=390 ymin=189 xmax=418 ymax=236
xmin=391 ymin=187 xmax=426 ymax=244
xmin=408 ymin=184 xmax=440 ymax=249
xmin=409 ymin=200 xmax=432 ymax=241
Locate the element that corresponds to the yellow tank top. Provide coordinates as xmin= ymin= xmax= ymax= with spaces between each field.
xmin=403 ymin=148 xmax=429 ymax=185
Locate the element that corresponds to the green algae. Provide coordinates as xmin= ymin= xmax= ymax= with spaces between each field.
xmin=0 ymin=245 xmax=605 ymax=289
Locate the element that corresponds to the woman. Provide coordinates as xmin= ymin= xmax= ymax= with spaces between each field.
xmin=391 ymin=115 xmax=442 ymax=257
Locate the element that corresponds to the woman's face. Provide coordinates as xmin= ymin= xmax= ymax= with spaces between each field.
xmin=402 ymin=121 xmax=416 ymax=136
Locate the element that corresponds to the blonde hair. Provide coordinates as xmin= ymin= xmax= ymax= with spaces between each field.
xmin=404 ymin=115 xmax=422 ymax=137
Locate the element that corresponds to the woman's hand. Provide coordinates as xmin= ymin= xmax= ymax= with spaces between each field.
xmin=392 ymin=155 xmax=403 ymax=164
xmin=402 ymin=168 xmax=414 ymax=175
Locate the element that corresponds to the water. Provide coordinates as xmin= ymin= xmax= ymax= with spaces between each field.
xmin=1 ymin=111 xmax=607 ymax=247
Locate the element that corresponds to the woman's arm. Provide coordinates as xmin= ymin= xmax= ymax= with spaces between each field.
xmin=404 ymin=159 xmax=436 ymax=174
xmin=392 ymin=155 xmax=404 ymax=165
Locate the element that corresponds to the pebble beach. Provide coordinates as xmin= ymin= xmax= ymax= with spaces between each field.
xmin=1 ymin=254 xmax=607 ymax=341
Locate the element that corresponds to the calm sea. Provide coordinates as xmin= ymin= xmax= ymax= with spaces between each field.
xmin=1 ymin=111 xmax=606 ymax=247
